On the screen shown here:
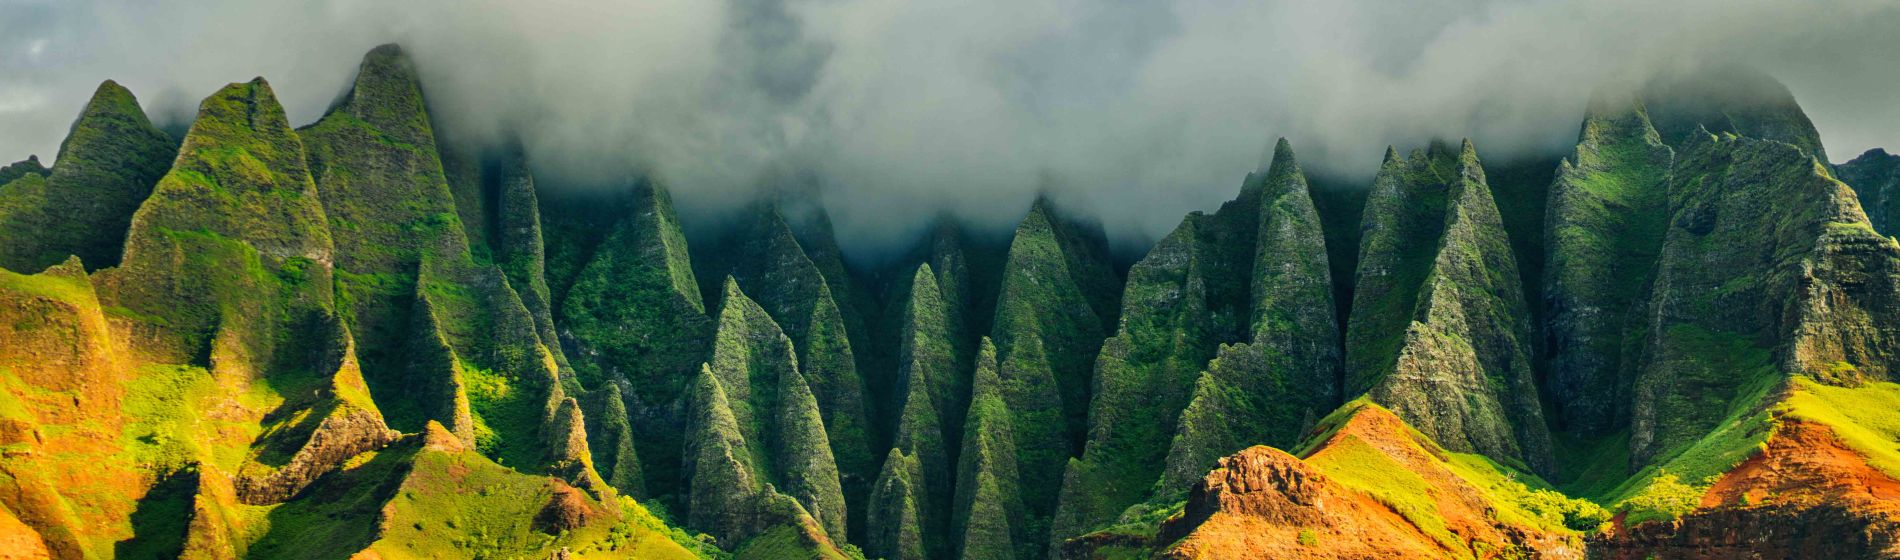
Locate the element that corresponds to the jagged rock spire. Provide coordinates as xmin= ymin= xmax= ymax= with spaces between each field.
xmin=698 ymin=202 xmax=874 ymax=533
xmin=1345 ymin=139 xmax=1552 ymax=474
xmin=953 ymin=338 xmax=1027 ymax=560
xmin=702 ymin=277 xmax=849 ymax=539
xmin=986 ymin=196 xmax=1120 ymax=551
xmin=869 ymin=449 xmax=928 ymax=560
xmin=1156 ymin=137 xmax=1342 ymax=498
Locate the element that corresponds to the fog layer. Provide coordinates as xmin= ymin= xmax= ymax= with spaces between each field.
xmin=3 ymin=0 xmax=1897 ymax=253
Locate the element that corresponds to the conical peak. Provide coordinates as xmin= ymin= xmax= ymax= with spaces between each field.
xmin=1028 ymin=194 xmax=1056 ymax=219
xmin=1576 ymin=97 xmax=1665 ymax=154
xmin=740 ymin=198 xmax=797 ymax=235
xmin=1453 ymin=140 xmax=1488 ymax=187
xmin=912 ymin=262 xmax=937 ymax=289
xmin=200 ymin=78 xmax=281 ymax=122
xmin=82 ymin=79 xmax=143 ymax=118
xmin=720 ymin=276 xmax=748 ymax=308
xmin=1382 ymin=146 xmax=1403 ymax=165
xmin=182 ymin=78 xmax=297 ymax=161
xmin=1264 ymin=138 xmax=1305 ymax=187
xmin=366 ymin=42 xmax=407 ymax=61
xmin=1583 ymin=89 xmax=1648 ymax=121
xmin=325 ymin=43 xmax=431 ymax=133
xmin=974 ymin=336 xmax=1000 ymax=385
xmin=354 ymin=43 xmax=419 ymax=87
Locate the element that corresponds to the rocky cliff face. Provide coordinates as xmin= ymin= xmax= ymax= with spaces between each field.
xmin=1542 ymin=97 xmax=1675 ymax=435
xmin=869 ymin=264 xmax=964 ymax=559
xmin=1347 ymin=140 xmax=1553 ymax=475
xmin=953 ymin=338 xmax=1030 ymax=560
xmin=1051 ymin=139 xmax=1344 ymax=549
xmin=689 ymin=279 xmax=850 ymax=542
xmin=1629 ymin=130 xmax=1900 ymax=465
xmin=10 ymin=41 xmax=1900 ymax=560
xmin=1158 ymin=139 xmax=1342 ymax=500
xmin=297 ymin=46 xmax=591 ymax=489
xmin=1839 ymin=148 xmax=1900 ymax=236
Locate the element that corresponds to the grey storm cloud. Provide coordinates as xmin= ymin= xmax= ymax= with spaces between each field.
xmin=2 ymin=0 xmax=1897 ymax=255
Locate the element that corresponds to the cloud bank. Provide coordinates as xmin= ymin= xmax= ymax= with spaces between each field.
xmin=3 ymin=0 xmax=1897 ymax=254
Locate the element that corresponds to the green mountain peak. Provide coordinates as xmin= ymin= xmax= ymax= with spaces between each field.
xmin=0 ymin=79 xmax=173 ymax=272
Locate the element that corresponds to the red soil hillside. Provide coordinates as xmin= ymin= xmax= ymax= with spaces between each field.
xmin=1596 ymin=418 xmax=1900 ymax=558
xmin=1153 ymin=401 xmax=1594 ymax=559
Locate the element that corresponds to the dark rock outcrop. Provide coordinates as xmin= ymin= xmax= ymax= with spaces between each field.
xmin=1839 ymin=148 xmax=1900 ymax=236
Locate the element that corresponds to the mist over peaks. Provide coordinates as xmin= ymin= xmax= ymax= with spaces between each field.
xmin=2 ymin=0 xmax=1897 ymax=256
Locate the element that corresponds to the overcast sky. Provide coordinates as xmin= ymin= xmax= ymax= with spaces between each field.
xmin=3 ymin=0 xmax=1896 ymax=254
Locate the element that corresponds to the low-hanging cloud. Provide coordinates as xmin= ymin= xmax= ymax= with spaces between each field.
xmin=3 ymin=0 xmax=1897 ymax=256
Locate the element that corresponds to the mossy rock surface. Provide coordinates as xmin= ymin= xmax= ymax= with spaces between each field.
xmin=1346 ymin=140 xmax=1552 ymax=475
xmin=1542 ymin=97 xmax=1675 ymax=436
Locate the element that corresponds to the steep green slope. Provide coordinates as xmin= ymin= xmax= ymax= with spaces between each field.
xmin=300 ymin=45 xmax=589 ymax=487
xmin=0 ymin=81 xmax=174 ymax=273
xmin=697 ymin=203 xmax=874 ymax=539
xmin=299 ymin=43 xmax=468 ymax=435
xmin=869 ymin=264 xmax=964 ymax=559
xmin=1348 ymin=141 xmax=1553 ymax=474
xmin=1629 ymin=129 xmax=1900 ymax=466
xmin=559 ymin=181 xmax=713 ymax=501
xmin=5 ymin=78 xmax=398 ymax=559
xmin=1345 ymin=145 xmax=1456 ymax=387
xmin=869 ymin=448 xmax=928 ymax=560
xmin=691 ymin=279 xmax=849 ymax=541
xmin=1838 ymin=148 xmax=1900 ymax=236
xmin=1048 ymin=147 xmax=1269 ymax=547
xmin=870 ymin=220 xmax=987 ymax=445
xmin=1542 ymin=97 xmax=1674 ymax=436
xmin=951 ymin=338 xmax=1029 ymax=560
xmin=1157 ymin=140 xmax=1342 ymax=499
xmin=487 ymin=149 xmax=574 ymax=379
xmin=789 ymin=207 xmax=883 ymax=403
xmin=982 ymin=197 xmax=1121 ymax=555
